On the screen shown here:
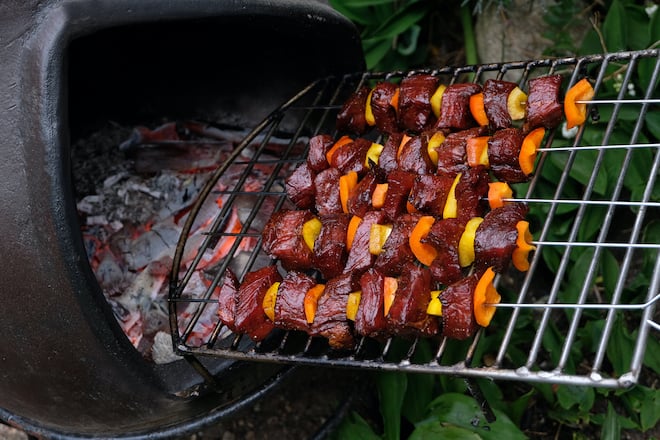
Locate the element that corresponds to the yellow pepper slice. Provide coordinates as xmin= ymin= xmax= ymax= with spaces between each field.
xmin=301 ymin=217 xmax=322 ymax=251
xmin=369 ymin=223 xmax=393 ymax=256
xmin=442 ymin=172 xmax=462 ymax=219
xmin=346 ymin=291 xmax=362 ymax=321
xmin=458 ymin=217 xmax=484 ymax=267
xmin=262 ymin=281 xmax=280 ymax=322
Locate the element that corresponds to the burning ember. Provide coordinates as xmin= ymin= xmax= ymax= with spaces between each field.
xmin=73 ymin=120 xmax=300 ymax=363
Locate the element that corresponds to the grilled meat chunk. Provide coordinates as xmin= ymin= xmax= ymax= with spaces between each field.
xmin=483 ymin=79 xmax=518 ymax=129
xmin=386 ymin=263 xmax=439 ymax=337
xmin=488 ymin=128 xmax=527 ymax=183
xmin=424 ymin=218 xmax=465 ymax=285
xmin=381 ymin=170 xmax=416 ymax=221
xmin=331 ymin=137 xmax=373 ymax=176
xmin=435 ymin=83 xmax=482 ymax=130
xmin=344 ymin=210 xmax=389 ymax=275
xmin=217 ymin=268 xmax=239 ymax=331
xmin=312 ymin=213 xmax=350 ymax=280
xmin=234 ymin=265 xmax=281 ymax=341
xmin=310 ymin=272 xmax=359 ymax=350
xmin=474 ymin=203 xmax=529 ymax=272
xmin=409 ymin=174 xmax=455 ymax=217
xmin=397 ymin=135 xmax=434 ymax=175
xmin=314 ymin=167 xmax=343 ymax=216
xmin=525 ymin=74 xmax=563 ymax=131
xmin=440 ymin=272 xmax=479 ymax=340
xmin=370 ymin=81 xmax=399 ymax=134
xmin=455 ymin=166 xmax=490 ymax=224
xmin=355 ymin=268 xmax=388 ymax=338
xmin=374 ymin=213 xmax=421 ymax=276
xmin=336 ymin=85 xmax=370 ymax=135
xmin=307 ymin=134 xmax=334 ymax=173
xmin=435 ymin=126 xmax=488 ymax=177
xmin=285 ymin=162 xmax=316 ymax=210
xmin=347 ymin=172 xmax=378 ymax=218
xmin=398 ymin=74 xmax=439 ymax=133
xmin=274 ymin=270 xmax=316 ymax=331
xmin=262 ymin=209 xmax=315 ymax=270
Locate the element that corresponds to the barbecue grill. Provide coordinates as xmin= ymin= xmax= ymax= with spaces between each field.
xmin=170 ymin=49 xmax=660 ymax=390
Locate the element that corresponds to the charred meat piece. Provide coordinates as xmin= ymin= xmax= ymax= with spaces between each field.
xmin=474 ymin=203 xmax=529 ymax=272
xmin=382 ymin=169 xmax=416 ymax=221
xmin=217 ymin=268 xmax=239 ymax=331
xmin=455 ymin=166 xmax=490 ymax=224
xmin=435 ymin=126 xmax=487 ymax=177
xmin=424 ymin=218 xmax=465 ymax=285
xmin=262 ymin=209 xmax=315 ymax=270
xmin=483 ymin=79 xmax=518 ymax=130
xmin=398 ymin=74 xmax=439 ymax=133
xmin=397 ymin=135 xmax=434 ymax=175
xmin=310 ymin=272 xmax=359 ymax=350
xmin=348 ymin=171 xmax=378 ymax=218
xmin=330 ymin=137 xmax=373 ymax=176
xmin=525 ymin=74 xmax=564 ymax=131
xmin=370 ymin=81 xmax=399 ymax=134
xmin=234 ymin=265 xmax=281 ymax=342
xmin=307 ymin=134 xmax=334 ymax=173
xmin=314 ymin=167 xmax=343 ymax=216
xmin=435 ymin=83 xmax=482 ymax=130
xmin=336 ymin=85 xmax=370 ymax=135
xmin=409 ymin=174 xmax=455 ymax=217
xmin=285 ymin=162 xmax=316 ymax=210
xmin=488 ymin=128 xmax=527 ymax=183
xmin=344 ymin=210 xmax=388 ymax=275
xmin=312 ymin=213 xmax=350 ymax=280
xmin=274 ymin=270 xmax=316 ymax=331
xmin=440 ymin=272 xmax=479 ymax=340
xmin=355 ymin=268 xmax=388 ymax=338
xmin=374 ymin=213 xmax=421 ymax=276
xmin=378 ymin=132 xmax=403 ymax=173
xmin=386 ymin=263 xmax=439 ymax=337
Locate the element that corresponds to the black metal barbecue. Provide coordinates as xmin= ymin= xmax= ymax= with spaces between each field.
xmin=170 ymin=49 xmax=660 ymax=389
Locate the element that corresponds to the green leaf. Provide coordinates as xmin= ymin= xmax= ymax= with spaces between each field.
xmin=606 ymin=317 xmax=634 ymax=377
xmin=370 ymin=2 xmax=429 ymax=40
xmin=395 ymin=24 xmax=421 ymax=56
xmin=377 ymin=371 xmax=407 ymax=440
xmin=362 ymin=37 xmax=394 ymax=70
xmin=600 ymin=249 xmax=620 ymax=299
xmin=402 ymin=372 xmax=435 ymax=423
xmin=624 ymin=5 xmax=651 ymax=50
xmin=600 ymin=402 xmax=621 ymax=440
xmin=331 ymin=411 xmax=382 ymax=440
xmin=644 ymin=109 xmax=660 ymax=140
xmin=409 ymin=422 xmax=482 ymax=440
xmin=638 ymin=386 xmax=660 ymax=432
xmin=643 ymin=327 xmax=660 ymax=374
xmin=603 ymin=0 xmax=627 ymax=52
xmin=556 ymin=384 xmax=595 ymax=412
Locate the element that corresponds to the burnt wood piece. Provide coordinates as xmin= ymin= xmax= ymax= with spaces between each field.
xmin=435 ymin=126 xmax=488 ymax=177
xmin=355 ymin=268 xmax=388 ymax=338
xmin=261 ymin=209 xmax=315 ymax=270
xmin=378 ymin=132 xmax=402 ymax=173
xmin=336 ymin=85 xmax=370 ymax=135
xmin=524 ymin=74 xmax=564 ymax=131
xmin=455 ymin=165 xmax=490 ymax=224
xmin=386 ymin=263 xmax=439 ymax=337
xmin=234 ymin=265 xmax=281 ymax=342
xmin=474 ymin=202 xmax=529 ymax=273
xmin=274 ymin=270 xmax=316 ymax=331
xmin=307 ymin=134 xmax=334 ymax=173
xmin=435 ymin=83 xmax=482 ymax=130
xmin=424 ymin=218 xmax=465 ymax=285
xmin=314 ymin=167 xmax=343 ymax=216
xmin=330 ymin=137 xmax=372 ymax=176
xmin=312 ymin=213 xmax=350 ymax=280
xmin=398 ymin=74 xmax=439 ymax=133
xmin=440 ymin=272 xmax=480 ymax=340
xmin=344 ymin=210 xmax=388 ymax=275
xmin=347 ymin=171 xmax=377 ymax=218
xmin=285 ymin=162 xmax=316 ymax=210
xmin=370 ymin=81 xmax=399 ymax=134
xmin=397 ymin=134 xmax=434 ymax=175
xmin=216 ymin=268 xmax=239 ymax=331
xmin=409 ymin=174 xmax=455 ymax=217
xmin=381 ymin=169 xmax=416 ymax=221
xmin=310 ymin=272 xmax=359 ymax=350
xmin=483 ymin=79 xmax=518 ymax=130
xmin=374 ymin=213 xmax=421 ymax=276
xmin=488 ymin=127 xmax=527 ymax=183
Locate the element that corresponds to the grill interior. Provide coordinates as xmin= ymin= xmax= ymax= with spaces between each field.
xmin=169 ymin=50 xmax=660 ymax=388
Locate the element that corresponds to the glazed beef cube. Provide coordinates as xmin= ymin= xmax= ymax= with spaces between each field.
xmin=382 ymin=170 xmax=416 ymax=221
xmin=397 ymin=135 xmax=434 ymax=175
xmin=355 ymin=268 xmax=388 ymax=338
xmin=344 ymin=210 xmax=388 ymax=275
xmin=285 ymin=162 xmax=316 ymax=210
xmin=217 ymin=268 xmax=239 ymax=331
xmin=488 ymin=128 xmax=527 ymax=183
xmin=435 ymin=83 xmax=482 ymax=130
xmin=398 ymin=74 xmax=439 ymax=133
xmin=336 ymin=85 xmax=370 ymax=135
xmin=483 ymin=79 xmax=518 ymax=130
xmin=310 ymin=272 xmax=359 ymax=350
xmin=378 ymin=132 xmax=403 ymax=173
xmin=474 ymin=203 xmax=529 ymax=272
xmin=314 ymin=167 xmax=343 ymax=216
xmin=347 ymin=172 xmax=378 ymax=218
xmin=525 ymin=74 xmax=563 ymax=131
xmin=386 ymin=263 xmax=438 ymax=337
xmin=424 ymin=218 xmax=465 ymax=285
xmin=307 ymin=134 xmax=334 ymax=173
xmin=435 ymin=126 xmax=487 ymax=177
xmin=370 ymin=81 xmax=399 ymax=134
xmin=312 ymin=213 xmax=350 ymax=280
xmin=262 ymin=209 xmax=315 ymax=270
xmin=440 ymin=273 xmax=479 ymax=340
xmin=274 ymin=270 xmax=316 ymax=331
xmin=234 ymin=265 xmax=281 ymax=342
xmin=409 ymin=174 xmax=455 ymax=217
xmin=374 ymin=213 xmax=421 ymax=276
xmin=455 ymin=166 xmax=490 ymax=224
xmin=331 ymin=137 xmax=372 ymax=176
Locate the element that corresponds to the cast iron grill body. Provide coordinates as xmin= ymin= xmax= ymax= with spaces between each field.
xmin=171 ymin=49 xmax=660 ymax=389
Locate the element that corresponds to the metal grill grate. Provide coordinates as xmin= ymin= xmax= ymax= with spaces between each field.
xmin=169 ymin=50 xmax=660 ymax=388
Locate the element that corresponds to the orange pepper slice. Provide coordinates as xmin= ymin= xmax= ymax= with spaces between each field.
xmin=409 ymin=215 xmax=437 ymax=266
xmin=339 ymin=171 xmax=358 ymax=214
xmin=372 ymin=183 xmax=388 ymax=209
xmin=469 ymin=92 xmax=489 ymax=126
xmin=396 ymin=133 xmax=412 ymax=159
xmin=512 ymin=220 xmax=536 ymax=272
xmin=466 ymin=136 xmax=490 ymax=168
xmin=383 ymin=276 xmax=398 ymax=316
xmin=304 ymin=284 xmax=326 ymax=324
xmin=346 ymin=215 xmax=362 ymax=250
xmin=473 ymin=267 xmax=501 ymax=327
xmin=487 ymin=181 xmax=513 ymax=209
xmin=390 ymin=88 xmax=400 ymax=113
xmin=325 ymin=135 xmax=353 ymax=167
xmin=519 ymin=127 xmax=545 ymax=176
xmin=564 ymin=78 xmax=595 ymax=129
